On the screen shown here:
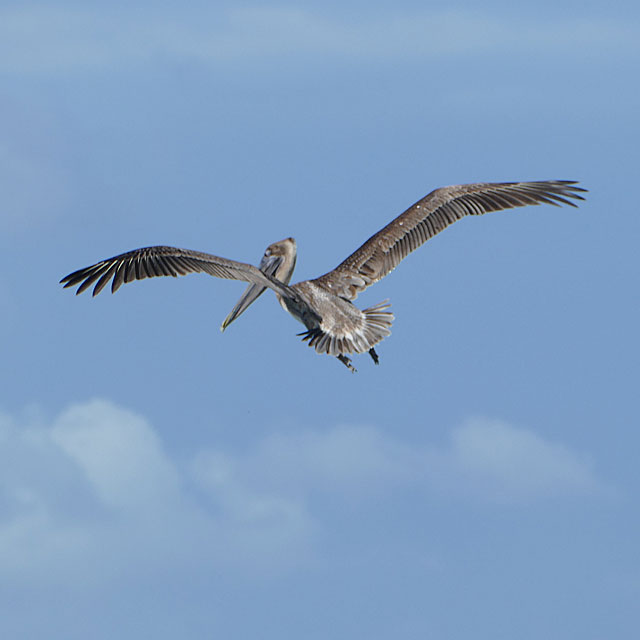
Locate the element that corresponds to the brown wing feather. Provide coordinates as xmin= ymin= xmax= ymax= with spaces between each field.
xmin=60 ymin=245 xmax=293 ymax=298
xmin=313 ymin=180 xmax=586 ymax=300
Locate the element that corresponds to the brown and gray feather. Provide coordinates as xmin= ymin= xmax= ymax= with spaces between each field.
xmin=314 ymin=180 xmax=585 ymax=300
xmin=60 ymin=245 xmax=294 ymax=298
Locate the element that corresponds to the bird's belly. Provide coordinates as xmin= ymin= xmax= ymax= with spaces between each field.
xmin=288 ymin=281 xmax=365 ymax=337
xmin=279 ymin=294 xmax=318 ymax=329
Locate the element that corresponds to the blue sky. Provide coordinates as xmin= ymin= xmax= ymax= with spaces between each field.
xmin=1 ymin=2 xmax=639 ymax=638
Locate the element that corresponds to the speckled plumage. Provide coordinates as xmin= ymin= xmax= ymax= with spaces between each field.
xmin=61 ymin=179 xmax=586 ymax=371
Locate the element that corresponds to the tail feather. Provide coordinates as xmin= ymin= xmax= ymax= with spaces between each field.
xmin=298 ymin=300 xmax=394 ymax=356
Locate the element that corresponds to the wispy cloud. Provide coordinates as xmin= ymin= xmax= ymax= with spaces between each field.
xmin=0 ymin=400 xmax=312 ymax=586
xmin=426 ymin=419 xmax=606 ymax=502
xmin=195 ymin=418 xmax=607 ymax=506
xmin=0 ymin=6 xmax=636 ymax=74
xmin=0 ymin=399 xmax=607 ymax=588
xmin=51 ymin=400 xmax=182 ymax=511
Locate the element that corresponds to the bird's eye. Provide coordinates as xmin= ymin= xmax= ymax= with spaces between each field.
xmin=265 ymin=249 xmax=271 ymax=257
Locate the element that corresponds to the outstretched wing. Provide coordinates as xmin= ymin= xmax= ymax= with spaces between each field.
xmin=313 ymin=180 xmax=586 ymax=300
xmin=60 ymin=245 xmax=293 ymax=298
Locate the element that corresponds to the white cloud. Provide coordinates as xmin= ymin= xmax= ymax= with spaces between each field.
xmin=51 ymin=399 xmax=181 ymax=511
xmin=0 ymin=399 xmax=607 ymax=588
xmin=426 ymin=419 xmax=605 ymax=502
xmin=194 ymin=419 xmax=606 ymax=506
xmin=196 ymin=425 xmax=422 ymax=496
xmin=0 ymin=400 xmax=313 ymax=586
xmin=0 ymin=6 xmax=636 ymax=73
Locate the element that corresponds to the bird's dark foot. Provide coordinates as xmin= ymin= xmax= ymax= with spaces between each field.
xmin=368 ymin=348 xmax=380 ymax=365
xmin=337 ymin=354 xmax=357 ymax=373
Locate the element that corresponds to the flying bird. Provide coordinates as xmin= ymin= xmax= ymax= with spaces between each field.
xmin=61 ymin=180 xmax=585 ymax=371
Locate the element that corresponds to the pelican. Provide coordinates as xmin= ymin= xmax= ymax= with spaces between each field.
xmin=61 ymin=180 xmax=585 ymax=371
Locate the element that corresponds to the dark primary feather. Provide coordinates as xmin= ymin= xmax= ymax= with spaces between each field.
xmin=313 ymin=180 xmax=586 ymax=300
xmin=60 ymin=245 xmax=293 ymax=298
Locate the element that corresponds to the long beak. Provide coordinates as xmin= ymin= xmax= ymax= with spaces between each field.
xmin=220 ymin=254 xmax=282 ymax=331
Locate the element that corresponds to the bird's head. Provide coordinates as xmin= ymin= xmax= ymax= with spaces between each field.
xmin=262 ymin=237 xmax=297 ymax=285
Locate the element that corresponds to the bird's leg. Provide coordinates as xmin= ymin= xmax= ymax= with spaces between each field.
xmin=368 ymin=348 xmax=380 ymax=365
xmin=337 ymin=354 xmax=357 ymax=373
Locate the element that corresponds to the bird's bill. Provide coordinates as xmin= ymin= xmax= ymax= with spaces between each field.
xmin=220 ymin=254 xmax=282 ymax=331
xmin=220 ymin=282 xmax=267 ymax=331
